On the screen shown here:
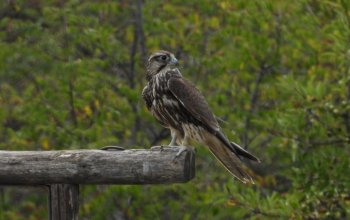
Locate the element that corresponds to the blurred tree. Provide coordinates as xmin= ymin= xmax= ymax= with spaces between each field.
xmin=0 ymin=0 xmax=349 ymax=219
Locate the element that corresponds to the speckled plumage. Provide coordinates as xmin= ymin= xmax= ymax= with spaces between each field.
xmin=142 ymin=50 xmax=260 ymax=183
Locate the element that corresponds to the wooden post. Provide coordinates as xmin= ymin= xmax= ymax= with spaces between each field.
xmin=49 ymin=184 xmax=79 ymax=220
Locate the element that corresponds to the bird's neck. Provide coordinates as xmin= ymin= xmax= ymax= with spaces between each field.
xmin=146 ymin=66 xmax=179 ymax=81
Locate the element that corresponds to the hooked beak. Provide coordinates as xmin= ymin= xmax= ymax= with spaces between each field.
xmin=169 ymin=55 xmax=178 ymax=66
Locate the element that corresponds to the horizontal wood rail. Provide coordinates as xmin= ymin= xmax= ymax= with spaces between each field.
xmin=0 ymin=146 xmax=195 ymax=219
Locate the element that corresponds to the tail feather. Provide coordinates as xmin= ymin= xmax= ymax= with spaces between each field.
xmin=205 ymin=136 xmax=254 ymax=184
xmin=213 ymin=129 xmax=260 ymax=162
xmin=230 ymin=142 xmax=260 ymax=162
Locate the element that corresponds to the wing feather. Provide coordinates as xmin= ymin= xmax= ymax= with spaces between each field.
xmin=166 ymin=70 xmax=259 ymax=183
xmin=167 ymin=74 xmax=238 ymax=154
xmin=167 ymin=76 xmax=219 ymax=130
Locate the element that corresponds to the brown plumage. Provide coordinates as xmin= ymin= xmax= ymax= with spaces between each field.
xmin=142 ymin=50 xmax=260 ymax=183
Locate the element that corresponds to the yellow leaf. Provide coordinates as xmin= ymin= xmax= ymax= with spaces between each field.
xmin=106 ymin=112 xmax=112 ymax=121
xmin=239 ymin=62 xmax=245 ymax=70
xmin=219 ymin=1 xmax=229 ymax=10
xmin=126 ymin=26 xmax=134 ymax=43
xmin=41 ymin=137 xmax=50 ymax=150
xmin=84 ymin=105 xmax=92 ymax=117
xmin=193 ymin=13 xmax=200 ymax=32
xmin=94 ymin=99 xmax=100 ymax=109
xmin=209 ymin=17 xmax=220 ymax=29
xmin=227 ymin=197 xmax=239 ymax=206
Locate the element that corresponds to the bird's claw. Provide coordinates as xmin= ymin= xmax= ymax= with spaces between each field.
xmin=172 ymin=146 xmax=195 ymax=162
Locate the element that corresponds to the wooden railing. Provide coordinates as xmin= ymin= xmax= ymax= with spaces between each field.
xmin=0 ymin=146 xmax=195 ymax=220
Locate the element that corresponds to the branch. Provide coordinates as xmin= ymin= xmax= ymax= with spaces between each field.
xmin=68 ymin=79 xmax=77 ymax=127
xmin=127 ymin=0 xmax=147 ymax=145
xmin=242 ymin=64 xmax=270 ymax=148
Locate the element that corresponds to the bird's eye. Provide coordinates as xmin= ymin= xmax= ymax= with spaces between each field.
xmin=159 ymin=55 xmax=167 ymax=61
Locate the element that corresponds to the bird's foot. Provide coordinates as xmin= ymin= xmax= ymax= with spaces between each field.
xmin=172 ymin=146 xmax=195 ymax=162
xmin=100 ymin=146 xmax=125 ymax=151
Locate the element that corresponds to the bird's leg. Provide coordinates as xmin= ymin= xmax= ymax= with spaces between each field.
xmin=169 ymin=130 xmax=177 ymax=146
xmin=173 ymin=134 xmax=194 ymax=161
xmin=152 ymin=130 xmax=177 ymax=152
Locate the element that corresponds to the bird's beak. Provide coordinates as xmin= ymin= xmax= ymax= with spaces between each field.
xmin=169 ymin=55 xmax=178 ymax=66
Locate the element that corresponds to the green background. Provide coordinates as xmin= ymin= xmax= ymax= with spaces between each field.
xmin=0 ymin=0 xmax=349 ymax=219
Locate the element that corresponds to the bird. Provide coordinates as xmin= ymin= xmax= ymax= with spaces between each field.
xmin=142 ymin=50 xmax=260 ymax=183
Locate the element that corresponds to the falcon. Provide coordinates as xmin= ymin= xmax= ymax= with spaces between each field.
xmin=142 ymin=50 xmax=260 ymax=183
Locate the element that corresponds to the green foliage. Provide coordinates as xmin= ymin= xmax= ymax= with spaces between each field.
xmin=1 ymin=0 xmax=350 ymax=219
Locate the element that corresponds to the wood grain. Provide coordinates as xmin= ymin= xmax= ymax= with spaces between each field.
xmin=49 ymin=184 xmax=79 ymax=220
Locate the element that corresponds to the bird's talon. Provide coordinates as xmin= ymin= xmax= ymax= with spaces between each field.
xmin=172 ymin=146 xmax=194 ymax=162
xmin=172 ymin=153 xmax=180 ymax=163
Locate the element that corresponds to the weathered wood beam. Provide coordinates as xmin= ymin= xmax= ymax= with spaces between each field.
xmin=0 ymin=147 xmax=195 ymax=185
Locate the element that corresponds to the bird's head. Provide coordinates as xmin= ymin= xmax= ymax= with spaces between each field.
xmin=146 ymin=50 xmax=178 ymax=80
